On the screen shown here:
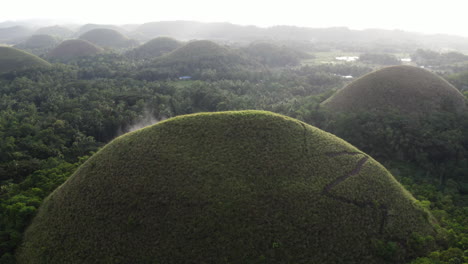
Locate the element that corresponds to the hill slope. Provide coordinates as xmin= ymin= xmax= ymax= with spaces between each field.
xmin=14 ymin=34 xmax=59 ymax=55
xmin=48 ymin=39 xmax=103 ymax=60
xmin=322 ymin=65 xmax=466 ymax=114
xmin=17 ymin=111 xmax=437 ymax=263
xmin=140 ymin=40 xmax=256 ymax=78
xmin=126 ymin=37 xmax=182 ymax=60
xmin=0 ymin=46 xmax=50 ymax=73
xmin=75 ymin=24 xmax=126 ymax=36
xmin=79 ymin=28 xmax=138 ymax=49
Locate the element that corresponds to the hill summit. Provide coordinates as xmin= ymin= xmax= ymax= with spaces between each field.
xmin=140 ymin=40 xmax=256 ymax=79
xmin=78 ymin=28 xmax=138 ymax=49
xmin=0 ymin=46 xmax=50 ymax=73
xmin=322 ymin=65 xmax=466 ymax=114
xmin=126 ymin=37 xmax=182 ymax=60
xmin=17 ymin=111 xmax=437 ymax=263
xmin=48 ymin=39 xmax=103 ymax=60
xmin=14 ymin=34 xmax=59 ymax=56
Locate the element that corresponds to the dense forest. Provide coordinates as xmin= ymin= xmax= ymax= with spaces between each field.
xmin=0 ymin=22 xmax=467 ymax=263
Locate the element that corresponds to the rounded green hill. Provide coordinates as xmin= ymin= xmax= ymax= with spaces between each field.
xmin=0 ymin=46 xmax=50 ymax=73
xmin=14 ymin=34 xmax=59 ymax=56
xmin=322 ymin=65 xmax=466 ymax=114
xmin=17 ymin=111 xmax=437 ymax=263
xmin=15 ymin=34 xmax=58 ymax=50
xmin=79 ymin=28 xmax=138 ymax=49
xmin=127 ymin=37 xmax=182 ymax=60
xmin=148 ymin=40 xmax=255 ymax=76
xmin=48 ymin=39 xmax=103 ymax=60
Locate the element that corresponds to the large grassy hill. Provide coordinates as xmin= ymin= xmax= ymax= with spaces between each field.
xmin=15 ymin=34 xmax=58 ymax=49
xmin=78 ymin=28 xmax=138 ymax=49
xmin=0 ymin=46 xmax=50 ymax=73
xmin=47 ymin=39 xmax=103 ymax=60
xmin=126 ymin=37 xmax=182 ymax=60
xmin=141 ymin=40 xmax=257 ymax=78
xmin=322 ymin=65 xmax=466 ymax=114
xmin=17 ymin=111 xmax=438 ymax=263
xmin=75 ymin=24 xmax=126 ymax=36
xmin=14 ymin=34 xmax=59 ymax=55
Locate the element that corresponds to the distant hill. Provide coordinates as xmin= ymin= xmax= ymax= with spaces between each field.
xmin=0 ymin=26 xmax=33 ymax=44
xmin=126 ymin=37 xmax=182 ymax=60
xmin=14 ymin=34 xmax=59 ymax=56
xmin=35 ymin=25 xmax=74 ymax=38
xmin=75 ymin=23 xmax=127 ymax=36
xmin=17 ymin=111 xmax=438 ymax=263
xmin=132 ymin=21 xmax=468 ymax=52
xmin=322 ymin=65 xmax=467 ymax=115
xmin=242 ymin=42 xmax=312 ymax=67
xmin=134 ymin=21 xmax=263 ymax=42
xmin=48 ymin=39 xmax=103 ymax=60
xmin=0 ymin=46 xmax=50 ymax=73
xmin=78 ymin=28 xmax=138 ymax=49
xmin=139 ymin=40 xmax=257 ymax=79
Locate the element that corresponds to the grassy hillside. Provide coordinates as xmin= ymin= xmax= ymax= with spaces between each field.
xmin=0 ymin=46 xmax=50 ymax=73
xmin=75 ymin=24 xmax=126 ymax=36
xmin=47 ymin=39 xmax=103 ymax=60
xmin=78 ymin=28 xmax=138 ymax=49
xmin=141 ymin=40 xmax=257 ymax=78
xmin=17 ymin=111 xmax=438 ymax=263
xmin=14 ymin=34 xmax=59 ymax=56
xmin=126 ymin=37 xmax=182 ymax=60
xmin=15 ymin=34 xmax=58 ymax=49
xmin=322 ymin=65 xmax=467 ymax=115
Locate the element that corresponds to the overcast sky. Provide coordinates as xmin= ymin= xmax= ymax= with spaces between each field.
xmin=2 ymin=0 xmax=468 ymax=36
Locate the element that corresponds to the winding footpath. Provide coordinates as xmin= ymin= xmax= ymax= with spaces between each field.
xmin=322 ymin=151 xmax=390 ymax=234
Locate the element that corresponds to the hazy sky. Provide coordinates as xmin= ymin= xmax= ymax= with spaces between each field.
xmin=2 ymin=0 xmax=468 ymax=36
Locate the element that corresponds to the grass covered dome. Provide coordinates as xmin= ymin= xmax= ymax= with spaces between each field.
xmin=322 ymin=65 xmax=466 ymax=114
xmin=17 ymin=111 xmax=437 ymax=263
xmin=127 ymin=36 xmax=182 ymax=60
xmin=48 ymin=39 xmax=103 ymax=60
xmin=14 ymin=34 xmax=59 ymax=50
xmin=0 ymin=46 xmax=50 ymax=73
xmin=78 ymin=28 xmax=138 ymax=49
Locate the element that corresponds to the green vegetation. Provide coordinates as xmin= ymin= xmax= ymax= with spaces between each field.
xmin=78 ymin=28 xmax=138 ymax=49
xmin=359 ymin=53 xmax=401 ymax=65
xmin=242 ymin=42 xmax=312 ymax=67
xmin=0 ymin=158 xmax=86 ymax=263
xmin=17 ymin=111 xmax=438 ymax=263
xmin=322 ymin=65 xmax=466 ymax=115
xmin=0 ymin=47 xmax=50 ymax=73
xmin=47 ymin=39 xmax=103 ymax=60
xmin=411 ymin=49 xmax=468 ymax=67
xmin=126 ymin=37 xmax=182 ymax=60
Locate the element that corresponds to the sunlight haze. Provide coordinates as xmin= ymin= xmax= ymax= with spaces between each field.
xmin=2 ymin=0 xmax=468 ymax=36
